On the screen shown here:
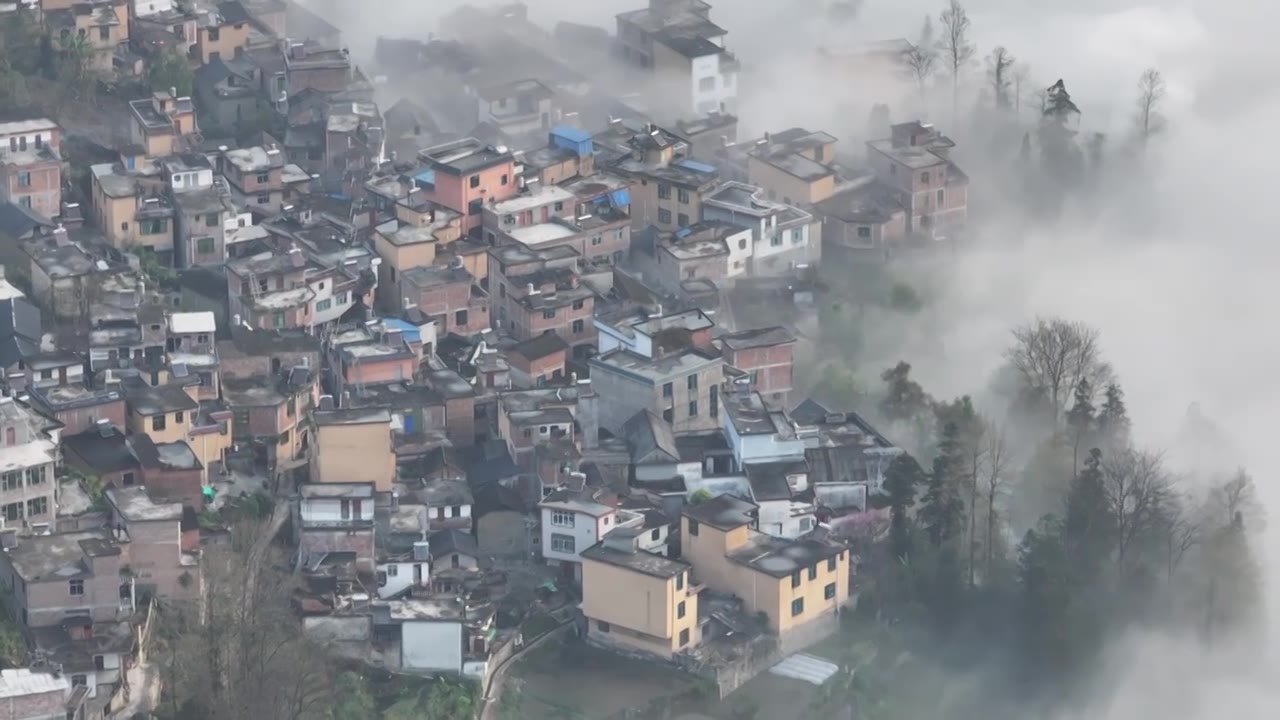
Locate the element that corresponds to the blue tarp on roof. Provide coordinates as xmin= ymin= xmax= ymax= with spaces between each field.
xmin=382 ymin=318 xmax=422 ymax=344
xmin=608 ymin=188 xmax=630 ymax=207
xmin=414 ymin=169 xmax=436 ymax=187
xmin=551 ymin=125 xmax=592 ymax=143
xmin=550 ymin=125 xmax=593 ymax=158
xmin=673 ymin=158 xmax=717 ymax=174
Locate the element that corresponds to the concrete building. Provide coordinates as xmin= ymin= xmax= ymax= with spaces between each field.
xmin=0 ymin=397 xmax=58 ymax=533
xmin=47 ymin=0 xmax=130 ymax=73
xmin=414 ymin=138 xmax=519 ymax=236
xmin=0 ymin=668 xmax=70 ymax=720
xmin=580 ymin=531 xmax=700 ymax=659
xmin=295 ymin=482 xmax=376 ymax=573
xmin=0 ymin=115 xmax=62 ymax=219
xmin=89 ymin=163 xmax=176 ymax=260
xmin=615 ymin=0 xmax=738 ymax=115
xmin=865 ymin=121 xmax=969 ymax=237
xmin=474 ymin=78 xmax=556 ymax=138
xmin=743 ymin=128 xmax=839 ymax=206
xmin=126 ymin=90 xmax=198 ymax=158
xmin=703 ymin=182 xmax=819 ymax=275
xmin=399 ymin=264 xmax=488 ymax=338
xmin=681 ymin=494 xmax=849 ymax=645
xmin=631 ymin=220 xmax=751 ymax=295
xmin=103 ymin=485 xmax=200 ymax=601
xmin=539 ymin=486 xmax=643 ymax=579
xmin=26 ymin=384 xmax=126 ymax=437
xmin=0 ymin=529 xmax=131 ymax=629
xmin=310 ymin=408 xmax=395 ymax=493
xmin=718 ymin=327 xmax=795 ymax=408
xmin=219 ymin=144 xmax=286 ymax=215
xmin=602 ymin=122 xmax=720 ymax=233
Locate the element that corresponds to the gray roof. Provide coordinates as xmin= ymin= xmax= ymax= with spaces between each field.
xmin=745 ymin=462 xmax=805 ymax=502
xmin=429 ymin=528 xmax=478 ymax=558
xmin=622 ymin=410 xmax=678 ymax=465
xmin=63 ymin=427 xmax=138 ymax=475
xmin=580 ymin=543 xmax=689 ymax=579
xmin=726 ymin=533 xmax=844 ymax=578
xmin=682 ymin=494 xmax=758 ymax=531
xmin=4 ymin=530 xmax=119 ymax=583
xmin=313 ymin=407 xmax=390 ymax=426
xmin=720 ymin=326 xmax=795 ymax=351
xmin=122 ymin=379 xmax=198 ymax=416
xmin=107 ymin=486 xmax=183 ymax=522
xmin=0 ymin=297 xmax=41 ymax=368
xmin=0 ymin=201 xmax=55 ymax=240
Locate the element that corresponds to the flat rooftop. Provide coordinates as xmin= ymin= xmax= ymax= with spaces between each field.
xmin=683 ymin=493 xmax=758 ymax=531
xmin=727 ymin=533 xmax=844 ymax=578
xmin=419 ymin=137 xmax=512 ymax=176
xmin=314 ymin=407 xmax=391 ymax=426
xmin=590 ymin=347 xmax=721 ymax=384
xmin=5 ymin=530 xmax=118 ymax=583
xmin=107 ymin=486 xmax=183 ymax=522
xmin=581 ymin=542 xmax=689 ymax=579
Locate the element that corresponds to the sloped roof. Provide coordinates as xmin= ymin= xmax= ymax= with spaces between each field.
xmin=622 ymin=409 xmax=678 ymax=465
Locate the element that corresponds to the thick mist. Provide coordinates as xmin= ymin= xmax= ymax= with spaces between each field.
xmin=299 ymin=1 xmax=1280 ymax=716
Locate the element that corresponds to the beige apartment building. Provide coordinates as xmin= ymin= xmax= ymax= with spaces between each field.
xmin=581 ymin=533 xmax=700 ymax=659
xmin=310 ymin=408 xmax=395 ymax=493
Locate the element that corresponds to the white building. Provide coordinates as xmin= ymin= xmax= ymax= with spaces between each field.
xmin=539 ymin=487 xmax=643 ymax=578
xmin=0 ymin=397 xmax=58 ymax=532
xmin=703 ymin=182 xmax=818 ymax=275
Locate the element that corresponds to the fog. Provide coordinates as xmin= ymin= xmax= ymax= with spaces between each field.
xmin=301 ymin=0 xmax=1279 ymax=716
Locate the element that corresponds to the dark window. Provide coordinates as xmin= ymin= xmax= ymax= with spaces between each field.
xmin=662 ymin=382 xmax=673 ymax=397
xmin=676 ymin=572 xmax=684 ymax=590
xmin=468 ymin=199 xmax=483 ymax=215
xmin=572 ymin=319 xmax=584 ymax=333
xmin=543 ymin=309 xmax=556 ymax=319
xmin=469 ymin=175 xmax=480 ymax=189
xmin=827 ymin=557 xmax=837 ymax=572
xmin=572 ymin=299 xmax=585 ymax=310
xmin=791 ymin=598 xmax=804 ymax=616
xmin=94 ymin=655 xmax=105 ymax=671
xmin=653 ymin=528 xmax=662 ymax=542
xmin=99 ymin=26 xmax=110 ymax=41
xmin=791 ymin=571 xmax=801 ymax=588
xmin=677 ymin=213 xmax=689 ymax=227
xmin=679 ymin=628 xmax=690 ymax=646
xmin=688 ymin=401 xmax=697 ymax=417
xmin=710 ymin=385 xmax=719 ymax=418
xmin=597 ymin=620 xmax=610 ymax=632
xmin=662 ymin=408 xmax=673 ymax=422
xmin=450 ymin=506 xmax=461 ymax=518
xmin=919 ymin=171 xmax=929 ymax=184
xmin=455 ymin=309 xmax=469 ymax=326
xmin=677 ymin=188 xmax=690 ymax=204
xmin=937 ymin=188 xmax=945 ymax=205
xmin=208 ymin=27 xmax=220 ymax=41
xmin=687 ymin=374 xmax=698 ymax=390
xmin=256 ymin=173 xmax=269 ymax=183
xmin=197 ymin=237 xmax=216 ymax=253
xmin=857 ymin=226 xmax=872 ymax=239
xmin=687 ymin=519 xmax=699 ymax=536
xmin=153 ymin=415 xmax=167 ymax=431
xmin=677 ymin=601 xmax=686 ymax=619
xmin=824 ymin=583 xmax=837 ymax=600
xmin=175 ymin=411 xmax=184 ymax=423
xmin=69 ymin=579 xmax=84 ymax=596
xmin=71 ymin=674 xmax=87 ymax=688
xmin=808 ymin=565 xmax=817 ymax=581
xmin=657 ymin=183 xmax=671 ymax=200
xmin=122 ymin=472 xmax=135 ymax=486
xmin=500 ymin=174 xmax=509 ymax=186
xmin=657 ymin=208 xmax=671 ymax=224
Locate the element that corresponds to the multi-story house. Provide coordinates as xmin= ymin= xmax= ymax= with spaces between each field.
xmin=590 ymin=308 xmax=722 ymax=434
xmin=126 ymin=90 xmax=199 ymax=158
xmin=0 ymin=114 xmax=62 ymax=219
xmin=331 ymin=332 xmax=417 ymax=400
xmin=165 ymin=154 xmax=232 ymax=269
xmin=324 ymin=100 xmax=384 ymax=178
xmin=743 ymin=128 xmax=840 ymax=206
xmin=474 ymin=78 xmax=556 ymax=139
xmin=219 ymin=144 xmax=285 ymax=215
xmin=813 ymin=173 xmax=909 ymax=263
xmin=703 ymin=182 xmax=819 ymax=275
xmin=283 ymin=39 xmax=355 ymax=95
xmin=47 ymin=0 xmax=130 ymax=73
xmin=517 ymin=126 xmax=599 ymax=187
xmin=398 ymin=264 xmax=489 ymax=338
xmin=294 ymin=482 xmax=376 ymax=573
xmin=195 ymin=0 xmax=252 ymax=64
xmin=371 ymin=214 xmax=463 ymax=313
xmin=89 ymin=163 xmax=175 ymax=260
xmin=488 ymin=245 xmax=593 ymax=348
xmin=496 ymin=386 xmax=586 ymax=472
xmin=415 ymin=138 xmax=519 ymax=236
xmin=167 ymin=311 xmax=219 ymax=398
xmin=27 ymin=383 xmax=126 ymax=436
xmin=222 ymin=368 xmax=314 ymax=470
xmin=631 ymin=220 xmax=752 ymax=294
xmin=539 ymin=486 xmax=643 ymax=581
xmin=615 ymin=0 xmax=738 ymax=115
xmin=0 ymin=397 xmax=58 ymax=533
xmin=310 ymin=408 xmax=395 ymax=493
xmin=225 ymin=246 xmax=369 ymax=332
xmin=581 ymin=530 xmax=700 ymax=659
xmin=682 ymin=494 xmax=850 ymax=649
xmin=103 ymin=485 xmax=200 ymax=601
xmin=602 ymin=121 xmax=721 ymax=234
xmin=865 ymin=121 xmax=969 ymax=236
xmin=0 ymin=528 xmax=132 ymax=629
xmin=718 ymin=327 xmax=795 ymax=408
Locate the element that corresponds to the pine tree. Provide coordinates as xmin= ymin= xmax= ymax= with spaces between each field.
xmin=885 ymin=453 xmax=925 ymax=560
xmin=1062 ymin=448 xmax=1113 ymax=579
xmin=1065 ymin=378 xmax=1095 ymax=477
xmin=920 ymin=423 xmax=964 ymax=547
xmin=1097 ymin=382 xmax=1130 ymax=446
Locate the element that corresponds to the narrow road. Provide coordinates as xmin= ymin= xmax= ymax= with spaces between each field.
xmin=478 ymin=621 xmax=573 ymax=720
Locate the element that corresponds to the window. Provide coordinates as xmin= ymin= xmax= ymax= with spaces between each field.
xmin=40 ymin=369 xmax=52 ymax=380
xmin=652 ymin=528 xmax=662 ymax=542
xmin=256 ymin=173 xmax=269 ymax=183
xmin=17 ymin=197 xmax=30 ymax=209
xmin=16 ymin=171 xmax=30 ymax=187
xmin=677 ymin=213 xmax=689 ymax=227
xmin=550 ymin=533 xmax=575 ymax=554
xmin=687 ymin=374 xmax=699 ymax=390
xmin=698 ymin=76 xmax=716 ymax=91
xmin=387 ymin=564 xmax=399 ymax=578
xmin=25 ymin=466 xmax=46 ymax=486
xmin=662 ymin=408 xmax=673 ymax=422
xmin=121 ymin=221 xmax=129 ymax=232
xmin=572 ymin=299 xmax=585 ymax=311
xmin=25 ymin=497 xmax=47 ymax=518
xmin=175 ymin=411 xmax=184 ymax=423
xmin=791 ymin=598 xmax=804 ymax=617
xmin=658 ymin=208 xmax=671 ymax=224
xmin=791 ymin=571 xmax=801 ymax=588
xmin=316 ymin=299 xmax=332 ymax=312
xmin=542 ymin=308 xmax=556 ymax=320
xmin=657 ymin=182 xmax=671 ymax=200
xmin=920 ymin=171 xmax=929 ymax=184
xmin=2 ymin=503 xmax=21 ymax=522
xmin=688 ymin=401 xmax=698 ymax=417
xmin=550 ymin=509 xmax=575 ymax=527
xmin=591 ymin=235 xmax=602 ymax=246
xmin=139 ymin=218 xmax=168 ymax=235
xmin=677 ymin=601 xmax=686 ymax=619
xmin=71 ymin=674 xmax=87 ymax=688
xmin=455 ymin=309 xmax=469 ymax=326
xmin=687 ymin=519 xmax=699 ymax=536
xmin=94 ymin=655 xmax=105 ymax=671
xmin=208 ymin=27 xmax=220 ymax=41
xmin=122 ymin=472 xmax=135 ymax=486
xmin=679 ymin=628 xmax=690 ymax=646
xmin=824 ymin=583 xmax=837 ymax=600
xmin=272 ymin=312 xmax=285 ymax=328
xmin=501 ymin=174 xmax=509 ymax=186
xmin=257 ymin=193 xmax=269 ymax=204
xmin=937 ymin=188 xmax=945 ymax=206
xmin=792 ymin=229 xmax=803 ymax=243
xmin=738 ymin=238 xmax=747 ymax=250
xmin=152 ymin=415 xmax=167 ymax=431
xmin=468 ymin=199 xmax=483 ymax=215
xmin=572 ymin=319 xmax=585 ymax=333
xmin=857 ymin=226 xmax=872 ymax=239
xmin=206 ymin=212 xmax=220 ymax=227
xmin=677 ymin=188 xmax=690 ymax=204
xmin=597 ymin=620 xmax=611 ymax=632
xmin=197 ymin=237 xmax=216 ymax=254
xmin=469 ymin=175 xmax=480 ymax=189
xmin=69 ymin=579 xmax=84 ymax=596
xmin=335 ymin=292 xmax=348 ymax=305
xmin=808 ymin=565 xmax=817 ymax=581
xmin=710 ymin=385 xmax=718 ymax=418
xmin=770 ymin=234 xmax=783 ymax=247
xmin=98 ymin=26 xmax=110 ymax=41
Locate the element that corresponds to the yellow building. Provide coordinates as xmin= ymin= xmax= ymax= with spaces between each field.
xmin=124 ymin=382 xmax=197 ymax=446
xmin=681 ymin=495 xmax=849 ymax=638
xmin=581 ymin=535 xmax=700 ymax=659
xmin=310 ymin=408 xmax=395 ymax=493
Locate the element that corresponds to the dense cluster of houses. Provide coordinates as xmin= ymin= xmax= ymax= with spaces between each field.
xmin=0 ymin=0 xmax=967 ymax=714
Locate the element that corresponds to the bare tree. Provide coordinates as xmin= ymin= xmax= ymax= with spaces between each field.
xmin=1005 ymin=317 xmax=1114 ymax=420
xmin=981 ymin=424 xmax=1011 ymax=576
xmin=1101 ymin=447 xmax=1172 ymax=570
xmin=1211 ymin=468 xmax=1265 ymax=532
xmin=937 ymin=0 xmax=976 ymax=123
xmin=903 ymin=15 xmax=938 ymax=112
xmin=1012 ymin=63 xmax=1031 ymax=116
xmin=986 ymin=46 xmax=1016 ymax=111
xmin=959 ymin=415 xmax=989 ymax=587
xmin=1154 ymin=491 xmax=1202 ymax=582
xmin=1135 ymin=67 xmax=1167 ymax=147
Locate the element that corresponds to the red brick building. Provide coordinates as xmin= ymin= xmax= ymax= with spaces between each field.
xmin=719 ymin=326 xmax=796 ymax=409
xmin=0 ymin=115 xmax=62 ymax=219
xmin=400 ymin=264 xmax=489 ymax=337
xmin=507 ymin=333 xmax=569 ymax=388
xmin=489 ymin=245 xmax=594 ymax=350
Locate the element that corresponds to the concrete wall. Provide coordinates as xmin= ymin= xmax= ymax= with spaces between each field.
xmin=312 ymin=422 xmax=395 ymax=492
xmin=581 ymin=558 xmax=697 ymax=659
xmin=401 ymin=621 xmax=463 ymax=673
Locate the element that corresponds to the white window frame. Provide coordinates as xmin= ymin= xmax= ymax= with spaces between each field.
xmin=550 ymin=509 xmax=575 ymax=528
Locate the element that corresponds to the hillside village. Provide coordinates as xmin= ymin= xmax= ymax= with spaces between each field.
xmin=0 ymin=0 xmax=978 ymax=717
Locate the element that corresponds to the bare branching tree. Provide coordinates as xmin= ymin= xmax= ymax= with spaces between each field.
xmin=1135 ymin=67 xmax=1167 ymax=147
xmin=1211 ymin=468 xmax=1265 ymax=532
xmin=937 ymin=0 xmax=976 ymax=122
xmin=986 ymin=46 xmax=1016 ymax=111
xmin=1012 ymin=63 xmax=1031 ymax=116
xmin=1153 ymin=491 xmax=1202 ymax=581
xmin=960 ymin=414 xmax=989 ymax=587
xmin=1005 ymin=317 xmax=1114 ymax=420
xmin=903 ymin=15 xmax=938 ymax=112
xmin=1101 ymin=447 xmax=1172 ymax=570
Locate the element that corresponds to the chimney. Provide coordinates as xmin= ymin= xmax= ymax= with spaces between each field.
xmin=290 ymin=42 xmax=306 ymax=60
xmin=169 ymin=86 xmax=177 ymax=99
